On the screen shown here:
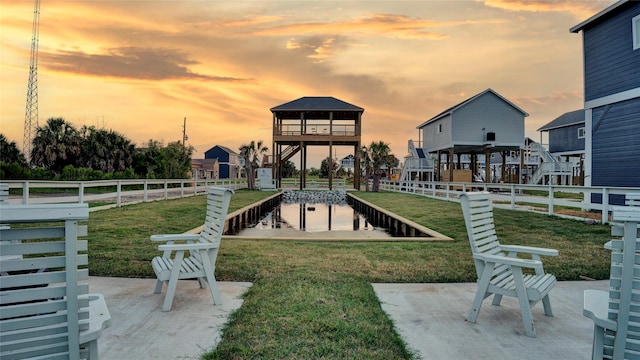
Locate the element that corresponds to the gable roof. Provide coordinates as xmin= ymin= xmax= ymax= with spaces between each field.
xmin=205 ymin=145 xmax=237 ymax=155
xmin=416 ymin=88 xmax=529 ymax=129
xmin=570 ymin=0 xmax=632 ymax=33
xmin=270 ymin=96 xmax=364 ymax=112
xmin=537 ymin=110 xmax=585 ymax=132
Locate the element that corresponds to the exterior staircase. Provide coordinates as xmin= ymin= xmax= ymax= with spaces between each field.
xmin=528 ymin=143 xmax=574 ymax=185
xmin=262 ymin=144 xmax=301 ymax=167
xmin=400 ymin=140 xmax=434 ymax=182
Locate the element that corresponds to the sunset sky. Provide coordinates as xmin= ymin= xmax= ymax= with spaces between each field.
xmin=1 ymin=0 xmax=614 ymax=168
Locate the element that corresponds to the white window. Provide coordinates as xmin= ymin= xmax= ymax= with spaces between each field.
xmin=634 ymin=14 xmax=640 ymax=50
xmin=578 ymin=127 xmax=586 ymax=139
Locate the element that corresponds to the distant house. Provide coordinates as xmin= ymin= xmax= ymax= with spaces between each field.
xmin=570 ymin=0 xmax=640 ymax=203
xmin=537 ymin=110 xmax=585 ymax=157
xmin=204 ymin=145 xmax=240 ymax=179
xmin=416 ymin=88 xmax=528 ymax=183
xmin=191 ymin=158 xmax=219 ymax=180
xmin=340 ymin=154 xmax=355 ymax=170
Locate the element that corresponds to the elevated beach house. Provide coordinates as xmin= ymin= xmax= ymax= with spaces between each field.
xmin=415 ymin=88 xmax=528 ymax=184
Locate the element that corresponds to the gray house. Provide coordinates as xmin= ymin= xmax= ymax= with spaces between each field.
xmin=416 ymin=88 xmax=528 ymax=183
xmin=570 ymin=0 xmax=640 ymax=204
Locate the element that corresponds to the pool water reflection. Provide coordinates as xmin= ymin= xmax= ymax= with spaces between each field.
xmin=237 ymin=202 xmax=390 ymax=237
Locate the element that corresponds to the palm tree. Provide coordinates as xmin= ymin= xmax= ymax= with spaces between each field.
xmin=239 ymin=140 xmax=268 ymax=190
xmin=0 ymin=134 xmax=28 ymax=166
xmin=358 ymin=145 xmax=373 ymax=191
xmin=368 ymin=140 xmax=395 ymax=192
xmin=80 ymin=126 xmax=136 ymax=173
xmin=31 ymin=118 xmax=82 ymax=175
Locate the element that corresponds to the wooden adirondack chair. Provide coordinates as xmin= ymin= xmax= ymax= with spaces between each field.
xmin=583 ymin=205 xmax=640 ymax=360
xmin=459 ymin=191 xmax=558 ymax=337
xmin=151 ymin=186 xmax=234 ymax=312
xmin=0 ymin=203 xmax=110 ymax=360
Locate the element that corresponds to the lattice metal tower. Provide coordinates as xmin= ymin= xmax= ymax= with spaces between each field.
xmin=23 ymin=0 xmax=41 ymax=162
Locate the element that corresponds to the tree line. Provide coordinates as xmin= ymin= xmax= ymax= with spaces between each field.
xmin=1 ymin=117 xmax=192 ymax=180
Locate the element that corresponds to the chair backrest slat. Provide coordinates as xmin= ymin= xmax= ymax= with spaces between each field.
xmin=200 ymin=187 xmax=234 ymax=245
xmin=459 ymin=192 xmax=505 ymax=277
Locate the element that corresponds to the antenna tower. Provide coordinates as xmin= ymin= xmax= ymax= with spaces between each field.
xmin=23 ymin=0 xmax=41 ymax=162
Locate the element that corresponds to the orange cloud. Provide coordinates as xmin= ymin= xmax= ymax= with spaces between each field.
xmin=251 ymin=14 xmax=501 ymax=40
xmin=479 ymin=0 xmax=611 ymax=19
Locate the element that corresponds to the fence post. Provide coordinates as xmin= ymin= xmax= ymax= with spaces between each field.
xmin=143 ymin=180 xmax=148 ymax=202
xmin=22 ymin=181 xmax=29 ymax=204
xmin=510 ymin=184 xmax=516 ymax=210
xmin=164 ymin=180 xmax=168 ymax=200
xmin=117 ymin=181 xmax=122 ymax=207
xmin=601 ymin=187 xmax=609 ymax=224
xmin=180 ymin=181 xmax=184 ymax=198
xmin=79 ymin=182 xmax=84 ymax=204
xmin=548 ymin=185 xmax=554 ymax=216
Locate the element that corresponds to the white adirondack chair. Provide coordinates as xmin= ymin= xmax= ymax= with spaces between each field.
xmin=0 ymin=203 xmax=111 ymax=360
xmin=151 ymin=186 xmax=234 ymax=312
xmin=583 ymin=205 xmax=640 ymax=360
xmin=459 ymin=191 xmax=558 ymax=337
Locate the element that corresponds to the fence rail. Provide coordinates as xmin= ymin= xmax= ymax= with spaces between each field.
xmin=379 ymin=179 xmax=640 ymax=224
xmin=2 ymin=179 xmax=247 ymax=209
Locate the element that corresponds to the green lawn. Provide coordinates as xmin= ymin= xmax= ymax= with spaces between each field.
xmin=86 ymin=189 xmax=611 ymax=359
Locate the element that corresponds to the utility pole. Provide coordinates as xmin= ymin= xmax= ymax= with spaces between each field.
xmin=182 ymin=117 xmax=188 ymax=148
xmin=23 ymin=0 xmax=41 ymax=162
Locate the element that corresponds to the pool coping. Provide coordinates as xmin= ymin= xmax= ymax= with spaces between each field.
xmin=194 ymin=191 xmax=454 ymax=242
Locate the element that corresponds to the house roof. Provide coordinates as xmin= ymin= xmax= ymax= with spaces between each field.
xmin=205 ymin=145 xmax=237 ymax=155
xmin=537 ymin=110 xmax=585 ymax=132
xmin=570 ymin=0 xmax=631 ymax=33
xmin=270 ymin=96 xmax=364 ymax=112
xmin=416 ymin=88 xmax=529 ymax=129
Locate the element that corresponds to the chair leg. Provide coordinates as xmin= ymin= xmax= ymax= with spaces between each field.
xmin=154 ymin=279 xmax=164 ymax=294
xmin=469 ymin=266 xmax=493 ymax=323
xmin=513 ymin=269 xmax=536 ymax=337
xmin=492 ymin=294 xmax=503 ymax=306
xmin=162 ymin=251 xmax=184 ymax=312
xmin=591 ymin=324 xmax=605 ymax=360
xmin=197 ymin=277 xmax=207 ymax=289
xmin=201 ymin=252 xmax=222 ymax=305
xmin=541 ymin=294 xmax=553 ymax=317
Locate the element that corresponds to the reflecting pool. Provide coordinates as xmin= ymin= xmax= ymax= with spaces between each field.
xmin=236 ymin=202 xmax=390 ymax=238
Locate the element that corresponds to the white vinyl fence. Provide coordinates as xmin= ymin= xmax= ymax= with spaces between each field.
xmin=379 ymin=179 xmax=640 ymax=224
xmin=2 ymin=179 xmax=247 ymax=210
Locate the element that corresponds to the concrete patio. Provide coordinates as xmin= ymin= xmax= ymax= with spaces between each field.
xmin=90 ymin=277 xmax=607 ymax=359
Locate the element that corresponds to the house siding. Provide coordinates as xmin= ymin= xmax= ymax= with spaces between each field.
xmin=548 ymin=124 xmax=585 ymax=153
xmin=591 ymin=97 xmax=640 ymax=188
xmin=583 ymin=3 xmax=640 ymax=101
xmin=204 ymin=147 xmax=230 ymax=162
xmin=452 ymin=92 xmax=524 ymax=146
xmin=421 ymin=115 xmax=452 ymax=153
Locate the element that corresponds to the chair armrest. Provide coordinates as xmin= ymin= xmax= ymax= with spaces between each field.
xmin=500 ymin=244 xmax=558 ymax=257
xmin=583 ymin=289 xmax=616 ymax=330
xmin=474 ymin=253 xmax=542 ymax=269
xmin=79 ymin=293 xmax=111 ymax=345
xmin=157 ymin=242 xmax=219 ymax=252
xmin=150 ymin=234 xmax=200 ymax=242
